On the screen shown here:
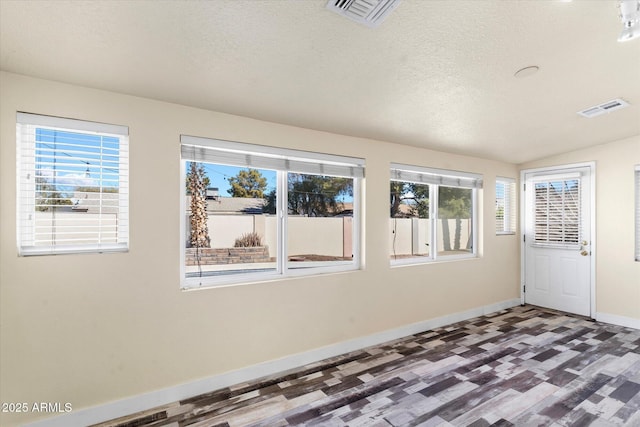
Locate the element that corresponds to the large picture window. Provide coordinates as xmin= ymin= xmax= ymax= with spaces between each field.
xmin=181 ymin=135 xmax=364 ymax=289
xmin=16 ymin=113 xmax=129 ymax=255
xmin=390 ymin=164 xmax=481 ymax=264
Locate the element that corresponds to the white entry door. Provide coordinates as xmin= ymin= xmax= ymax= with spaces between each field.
xmin=522 ymin=164 xmax=594 ymax=317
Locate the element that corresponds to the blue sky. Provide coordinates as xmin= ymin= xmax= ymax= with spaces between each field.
xmin=35 ymin=128 xmax=120 ymax=191
xmin=202 ymin=164 xmax=276 ymax=196
xmin=199 ymin=164 xmax=352 ymax=204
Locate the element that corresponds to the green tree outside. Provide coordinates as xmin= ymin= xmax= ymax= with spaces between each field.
xmin=390 ymin=181 xmax=429 ymax=218
xmin=288 ymin=174 xmax=352 ymax=217
xmin=438 ymin=186 xmax=472 ymax=251
xmin=263 ymin=174 xmax=352 ymax=216
xmin=227 ymin=169 xmax=267 ymax=198
xmin=390 ymin=183 xmax=472 ymax=252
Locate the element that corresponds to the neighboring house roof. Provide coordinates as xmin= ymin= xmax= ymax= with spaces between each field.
xmin=65 ymin=191 xmax=120 ymax=215
xmin=186 ymin=197 xmax=356 ymax=216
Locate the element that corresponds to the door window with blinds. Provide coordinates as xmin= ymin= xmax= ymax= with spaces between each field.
xmin=16 ymin=113 xmax=129 ymax=256
xmin=390 ymin=163 xmax=482 ymax=265
xmin=533 ymin=177 xmax=581 ymax=245
xmin=180 ymin=135 xmax=364 ymax=289
xmin=496 ymin=177 xmax=516 ymax=235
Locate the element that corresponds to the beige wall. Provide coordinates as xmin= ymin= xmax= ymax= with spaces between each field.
xmin=520 ymin=135 xmax=640 ymax=321
xmin=0 ymin=72 xmax=520 ymax=426
xmin=206 ymin=214 xmax=259 ymax=248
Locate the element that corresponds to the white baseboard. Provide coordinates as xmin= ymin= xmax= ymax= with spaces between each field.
xmin=596 ymin=312 xmax=640 ymax=330
xmin=25 ymin=298 xmax=521 ymax=427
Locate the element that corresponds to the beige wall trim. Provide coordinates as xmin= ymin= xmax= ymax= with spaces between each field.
xmin=24 ymin=298 xmax=521 ymax=427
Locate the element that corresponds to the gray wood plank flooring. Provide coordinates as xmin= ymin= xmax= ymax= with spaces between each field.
xmin=93 ymin=305 xmax=640 ymax=426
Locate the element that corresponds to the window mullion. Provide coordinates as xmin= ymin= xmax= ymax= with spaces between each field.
xmin=431 ymin=184 xmax=438 ymax=261
xmin=278 ymin=170 xmax=287 ymax=275
xmin=472 ymin=187 xmax=478 ymax=254
xmin=351 ymin=177 xmax=361 ymax=267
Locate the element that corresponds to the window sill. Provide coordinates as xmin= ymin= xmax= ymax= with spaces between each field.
xmin=181 ymin=263 xmax=361 ymax=291
xmin=390 ymin=253 xmax=478 ymax=268
xmin=19 ymin=244 xmax=129 ymax=256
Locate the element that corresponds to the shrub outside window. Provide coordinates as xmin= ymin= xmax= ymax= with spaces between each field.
xmin=181 ymin=135 xmax=364 ymax=289
xmin=390 ymin=163 xmax=481 ymax=265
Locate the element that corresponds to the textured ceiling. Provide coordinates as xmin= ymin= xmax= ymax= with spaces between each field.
xmin=1 ymin=0 xmax=639 ymax=164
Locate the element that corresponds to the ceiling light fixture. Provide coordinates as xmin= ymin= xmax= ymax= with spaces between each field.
xmin=618 ymin=0 xmax=640 ymax=42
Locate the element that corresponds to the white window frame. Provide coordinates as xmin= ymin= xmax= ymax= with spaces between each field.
xmin=16 ymin=112 xmax=129 ymax=256
xmin=180 ymin=135 xmax=364 ymax=289
xmin=390 ymin=163 xmax=482 ymax=266
xmin=635 ymin=165 xmax=640 ymax=261
xmin=496 ymin=177 xmax=516 ymax=235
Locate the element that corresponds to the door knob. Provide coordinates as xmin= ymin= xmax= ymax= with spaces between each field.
xmin=581 ymin=240 xmax=588 ymax=246
xmin=580 ymin=250 xmax=589 ymax=256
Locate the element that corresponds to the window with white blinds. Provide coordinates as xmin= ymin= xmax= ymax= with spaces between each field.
xmin=533 ymin=178 xmax=580 ymax=245
xmin=181 ymin=135 xmax=364 ymax=289
xmin=635 ymin=165 xmax=640 ymax=261
xmin=17 ymin=113 xmax=129 ymax=255
xmin=496 ymin=177 xmax=516 ymax=235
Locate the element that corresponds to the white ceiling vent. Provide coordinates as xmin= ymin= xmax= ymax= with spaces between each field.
xmin=326 ymin=0 xmax=401 ymax=28
xmin=577 ymin=98 xmax=630 ymax=118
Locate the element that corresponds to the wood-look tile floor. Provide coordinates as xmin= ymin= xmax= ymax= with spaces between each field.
xmin=94 ymin=306 xmax=640 ymax=427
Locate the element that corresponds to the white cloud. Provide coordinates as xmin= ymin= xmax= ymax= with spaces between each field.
xmin=57 ymin=173 xmax=95 ymax=187
xmin=37 ymin=169 xmax=96 ymax=187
